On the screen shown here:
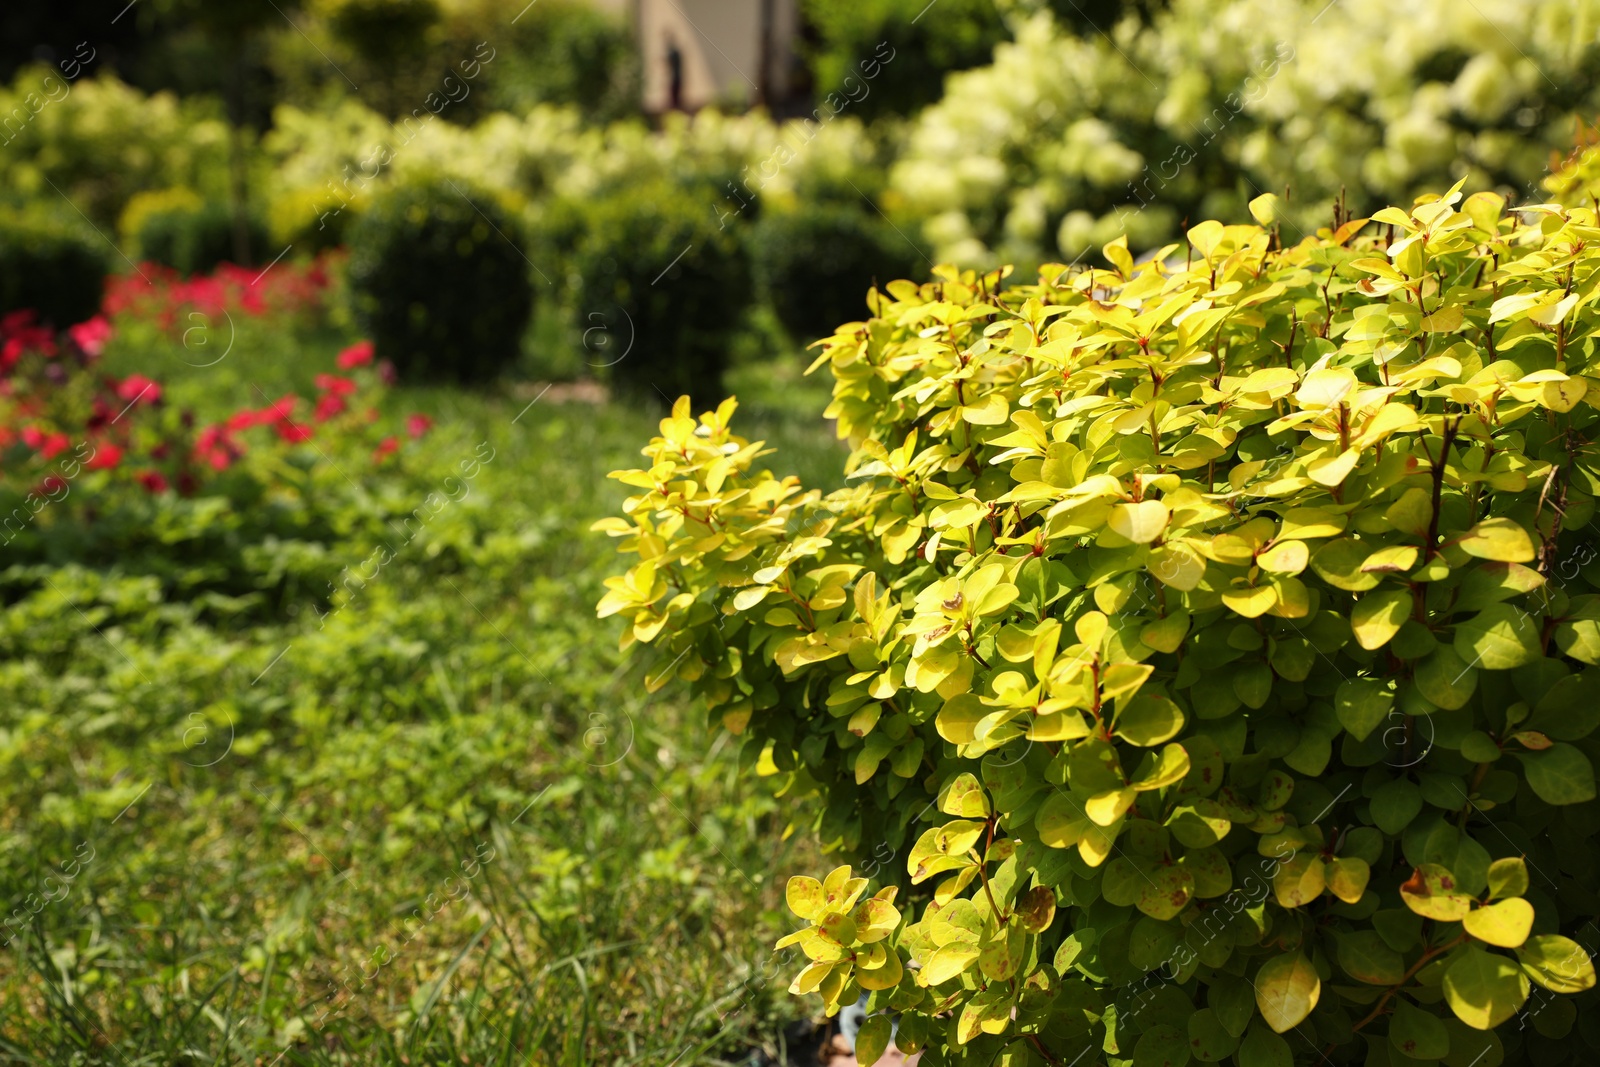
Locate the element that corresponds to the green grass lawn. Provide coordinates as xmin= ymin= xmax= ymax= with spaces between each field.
xmin=0 ymin=305 xmax=845 ymax=1065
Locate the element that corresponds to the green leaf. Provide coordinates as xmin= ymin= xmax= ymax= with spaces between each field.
xmin=1254 ymin=952 xmax=1320 ymax=1033
xmin=939 ymin=772 xmax=992 ymax=817
xmin=1553 ymin=618 xmax=1600 ymax=665
xmin=1516 ymin=742 xmax=1597 ymax=805
xmin=1486 ymin=857 xmax=1528 ymax=900
xmin=1014 ymin=884 xmax=1057 ymax=933
xmin=1441 ymin=1019 xmax=1503 ymax=1067
xmin=936 ymin=693 xmax=988 ymax=744
xmin=1326 ymin=856 xmax=1370 ymax=903
xmin=1167 ymin=800 xmax=1231 ymax=848
xmin=1110 ymin=500 xmax=1171 ymax=544
xmin=1132 ymin=743 xmax=1191 ymax=791
xmin=1370 ymin=777 xmax=1423 ymax=835
xmin=1335 ymin=930 xmax=1406 ymax=985
xmin=1237 ymin=1023 xmax=1293 ymax=1067
xmin=1386 ymin=487 xmax=1434 ymax=538
xmin=1414 ymin=645 xmax=1479 ymax=710
xmin=1272 ymin=853 xmax=1326 ymax=908
xmin=1209 ymin=975 xmax=1256 ymax=1038
xmin=786 ymin=876 xmax=825 ymax=920
xmin=1312 ymin=538 xmax=1382 ymax=591
xmin=1516 ymin=934 xmax=1599 ymax=994
xmin=1352 ymin=589 xmax=1412 ymax=650
xmin=1463 ymin=898 xmax=1534 ymax=948
xmin=1116 ymin=692 xmax=1187 ymax=746
xmin=1132 ymin=1023 xmax=1191 ymax=1067
xmin=1453 ymin=604 xmax=1541 ymax=671
xmin=1185 ymin=1008 xmax=1237 ymax=1062
xmin=1456 ymin=517 xmax=1536 ymax=563
xmin=1336 ymin=678 xmax=1394 ymax=742
xmin=1389 ymin=997 xmax=1450 ymax=1061
xmin=1400 ymin=863 xmax=1473 ymax=921
xmin=922 ymin=942 xmax=981 ymax=985
xmin=856 ymin=1014 xmax=893 ymax=1066
xmin=1527 ymin=671 xmax=1600 ymax=740
xmin=1443 ymin=946 xmax=1530 ymax=1030
xmin=1137 ymin=863 xmax=1194 ymax=920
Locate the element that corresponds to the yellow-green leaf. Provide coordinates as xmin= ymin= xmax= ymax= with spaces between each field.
xmin=1463 ymin=898 xmax=1534 ymax=948
xmin=1255 ymin=952 xmax=1321 ymax=1033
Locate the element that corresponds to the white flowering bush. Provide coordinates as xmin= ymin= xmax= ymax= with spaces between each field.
xmin=891 ymin=0 xmax=1600 ymax=267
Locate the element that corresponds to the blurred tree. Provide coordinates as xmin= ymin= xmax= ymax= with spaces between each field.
xmin=324 ymin=0 xmax=442 ymax=117
xmin=148 ymin=0 xmax=307 ymax=265
xmin=800 ymin=0 xmax=1005 ymax=120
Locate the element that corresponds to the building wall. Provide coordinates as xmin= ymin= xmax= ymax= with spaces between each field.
xmin=635 ymin=0 xmax=800 ymax=113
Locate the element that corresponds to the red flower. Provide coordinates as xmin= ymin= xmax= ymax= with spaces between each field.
xmin=337 ymin=340 xmax=374 ymax=369
xmin=195 ymin=425 xmax=244 ymax=471
xmin=372 ymin=436 xmax=399 ymax=463
xmin=405 ymin=413 xmax=433 ymax=439
xmin=259 ymin=395 xmax=299 ymax=422
xmin=1 ymin=309 xmax=37 ymax=335
xmin=275 ymin=420 xmax=313 ymax=443
xmin=69 ymin=316 xmax=114 ymax=357
xmin=138 ymin=470 xmax=171 ymax=494
xmin=117 ymin=374 xmax=163 ymax=405
xmin=227 ymin=409 xmax=264 ymax=432
xmin=24 ymin=429 xmax=72 ymax=459
xmin=314 ymin=393 xmax=347 ymax=422
xmin=314 ymin=373 xmax=358 ymax=397
xmin=86 ymin=444 xmax=123 ymax=471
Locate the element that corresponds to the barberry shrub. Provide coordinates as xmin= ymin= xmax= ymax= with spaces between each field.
xmin=347 ymin=175 xmax=535 ymax=384
xmin=599 ymin=183 xmax=1600 ymax=1066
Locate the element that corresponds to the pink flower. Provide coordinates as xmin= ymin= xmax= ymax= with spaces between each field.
xmin=138 ymin=470 xmax=170 ymax=494
xmin=69 ymin=316 xmax=114 ymax=357
xmin=372 ymin=436 xmax=399 ymax=463
xmin=117 ymin=374 xmax=163 ymax=405
xmin=86 ymin=443 xmax=123 ymax=471
xmin=314 ymin=374 xmax=358 ymax=397
xmin=314 ymin=393 xmax=347 ymax=422
xmin=227 ymin=409 xmax=264 ymax=432
xmin=336 ymin=340 xmax=374 ymax=369
xmin=405 ymin=413 xmax=433 ymax=439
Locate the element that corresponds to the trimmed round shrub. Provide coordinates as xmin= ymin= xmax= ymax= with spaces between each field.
xmin=567 ymin=181 xmax=749 ymax=399
xmin=346 ymin=176 xmax=535 ymax=384
xmin=0 ymin=207 xmax=108 ymax=327
xmin=600 ymin=187 xmax=1600 ymax=1064
xmin=123 ymin=187 xmax=271 ymax=275
xmin=752 ymin=204 xmax=922 ymax=343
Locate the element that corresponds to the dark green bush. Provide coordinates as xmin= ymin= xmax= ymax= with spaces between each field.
xmin=565 ymin=181 xmax=749 ymax=398
xmin=752 ymin=203 xmax=921 ymax=343
xmin=132 ymin=197 xmax=271 ymax=275
xmin=800 ymin=0 xmax=1004 ymax=119
xmin=346 ymin=176 xmax=535 ymax=384
xmin=460 ymin=0 xmax=639 ymax=123
xmin=0 ymin=207 xmax=108 ymax=327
